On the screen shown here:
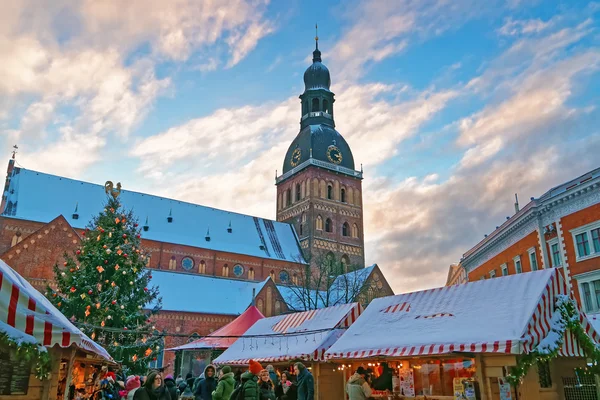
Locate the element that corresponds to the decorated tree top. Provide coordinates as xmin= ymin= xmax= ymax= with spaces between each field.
xmin=47 ymin=186 xmax=162 ymax=373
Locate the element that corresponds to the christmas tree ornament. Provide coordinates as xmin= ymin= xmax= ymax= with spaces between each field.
xmin=91 ymin=332 xmax=96 ymax=340
xmin=69 ymin=268 xmax=75 ymax=272
xmin=107 ymin=315 xmax=112 ymax=319
xmin=63 ymin=262 xmax=68 ymax=266
xmin=106 ymin=249 xmax=112 ymax=254
xmin=115 ymin=264 xmax=120 ymax=270
xmin=133 ymin=268 xmax=137 ymax=272
xmin=122 ymin=271 xmax=126 ymax=275
xmin=101 ymin=320 xmax=105 ymax=327
xmin=132 ymin=354 xmax=138 ymax=362
xmin=145 ymin=348 xmax=152 ymax=357
xmin=97 ymin=235 xmax=101 ymax=241
xmin=115 ymin=217 xmax=121 ymax=224
xmin=88 ymin=289 xmax=93 ymax=294
xmin=117 ymin=249 xmax=123 ymax=255
xmin=61 ymin=272 xmax=66 ymax=276
xmin=109 ymin=232 xmax=112 ymax=238
xmin=105 ymin=280 xmax=109 ymax=283
xmin=123 ymin=253 xmax=128 ymax=258
xmin=123 ymin=234 xmax=127 ymax=238
xmin=80 ymin=294 xmax=86 ymax=299
xmin=85 ymin=309 xmax=90 ymax=317
xmin=112 ymin=300 xmax=117 ymax=305
xmin=111 ymin=281 xmax=116 ymax=287
xmin=110 ymin=208 xmax=115 ymax=213
xmin=76 ymin=250 xmax=81 ymax=255
xmin=104 ymin=260 xmax=108 ymax=264
xmin=97 ymin=283 xmax=102 ymax=291
xmin=57 ymin=302 xmax=62 ymax=307
xmin=136 ymin=234 xmax=141 ymax=239
xmin=100 ymin=228 xmax=105 ymax=233
xmin=120 ymin=305 xmax=125 ymax=309
xmin=130 ymin=281 xmax=133 ymax=285
xmin=96 ymin=266 xmax=105 ymax=273
xmin=144 ymin=287 xmax=148 ymax=292
xmin=134 ymin=223 xmax=138 ymax=227
xmin=103 ymin=245 xmax=107 ymax=249
xmin=70 ymin=287 xmax=76 ymax=293
xmin=52 ymin=293 xmax=57 ymax=297
xmin=96 ymin=303 xmax=101 ymax=309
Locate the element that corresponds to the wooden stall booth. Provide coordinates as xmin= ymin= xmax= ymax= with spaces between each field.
xmin=0 ymin=260 xmax=113 ymax=400
xmin=325 ymin=269 xmax=598 ymax=400
xmin=213 ymin=303 xmax=363 ymax=400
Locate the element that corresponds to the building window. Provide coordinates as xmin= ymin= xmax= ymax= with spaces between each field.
xmin=275 ymin=300 xmax=282 ymax=315
xmin=292 ymin=273 xmax=299 ymax=285
xmin=295 ymin=183 xmax=301 ymax=201
xmin=341 ymin=188 xmax=346 ymax=203
xmin=169 ymin=257 xmax=177 ymax=270
xmin=299 ymin=223 xmax=303 ymax=235
xmin=341 ymin=255 xmax=350 ymax=273
xmin=222 ymin=264 xmax=229 ymax=277
xmin=548 ymin=238 xmax=561 ymax=267
xmin=582 ymin=282 xmax=593 ymax=311
xmin=323 ymin=99 xmax=329 ymax=114
xmin=148 ymin=336 xmax=164 ymax=369
xmin=489 ymin=270 xmax=496 ymax=278
xmin=270 ymin=270 xmax=275 ymax=281
xmin=514 ymin=256 xmax=522 ymax=274
xmin=501 ymin=264 xmax=508 ymax=276
xmin=316 ymin=215 xmax=323 ymax=230
xmin=537 ymin=360 xmax=552 ymax=388
xmin=248 ymin=268 xmax=255 ymax=280
xmin=342 ymin=222 xmax=349 ymax=237
xmin=528 ymin=248 xmax=538 ymax=271
xmin=352 ymin=224 xmax=359 ymax=238
xmin=181 ymin=257 xmax=194 ymax=271
xmin=325 ymin=218 xmax=332 ymax=233
xmin=11 ymin=233 xmax=22 ymax=247
xmin=571 ymin=221 xmax=600 ymax=261
xmin=233 ymin=264 xmax=244 ymax=277
xmin=327 ymin=185 xmax=333 ymax=200
xmin=199 ymin=260 xmax=206 ymax=274
xmin=312 ymin=97 xmax=319 ymax=112
xmin=279 ymin=270 xmax=289 ymax=283
xmin=286 ymin=188 xmax=292 ymax=206
xmin=188 ymin=333 xmax=201 ymax=343
xmin=257 ymin=298 xmax=264 ymax=314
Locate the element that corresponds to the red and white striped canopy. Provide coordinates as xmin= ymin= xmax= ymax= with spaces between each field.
xmin=326 ymin=269 xmax=598 ymax=360
xmin=213 ymin=303 xmax=362 ymax=365
xmin=0 ymin=260 xmax=112 ymax=361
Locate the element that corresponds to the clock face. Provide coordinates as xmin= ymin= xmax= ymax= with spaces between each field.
xmin=290 ymin=148 xmax=302 ymax=167
xmin=326 ymin=145 xmax=343 ymax=164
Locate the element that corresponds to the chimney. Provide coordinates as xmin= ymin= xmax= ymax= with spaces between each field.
xmin=514 ymin=193 xmax=520 ymax=214
xmin=251 ymin=288 xmax=256 ymax=306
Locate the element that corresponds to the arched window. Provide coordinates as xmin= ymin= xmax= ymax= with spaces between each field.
xmin=188 ymin=333 xmax=201 ymax=343
xmin=301 ymin=212 xmax=307 ymax=223
xmin=292 ymin=273 xmax=299 ymax=285
xmin=341 ymin=255 xmax=351 ymax=273
xmin=316 ymin=215 xmax=323 ymax=230
xmin=323 ymin=99 xmax=329 ymax=114
xmin=169 ymin=256 xmax=176 ymax=270
xmin=199 ymin=260 xmax=206 ymax=274
xmin=270 ymin=270 xmax=276 ymax=281
xmin=352 ymin=224 xmax=359 ymax=238
xmin=342 ymin=222 xmax=349 ymax=237
xmin=354 ymin=189 xmax=361 ymax=206
xmin=312 ymin=98 xmax=320 ymax=112
xmin=257 ymin=298 xmax=264 ymax=314
xmin=249 ymin=268 xmax=255 ymax=280
xmin=275 ymin=300 xmax=282 ymax=315
xmin=325 ymin=218 xmax=333 ymax=233
xmin=222 ymin=264 xmax=229 ymax=277
xmin=303 ymin=100 xmax=308 ymax=115
xmin=146 ymin=255 xmax=151 ymax=267
xmin=11 ymin=232 xmax=22 ymax=247
xmin=341 ymin=188 xmax=346 ymax=203
xmin=327 ymin=185 xmax=333 ymax=200
xmin=295 ymin=183 xmax=301 ymax=201
xmin=286 ymin=188 xmax=292 ymax=206
xmin=299 ymin=223 xmax=303 ymax=235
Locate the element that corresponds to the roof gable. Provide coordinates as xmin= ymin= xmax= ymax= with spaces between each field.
xmin=3 ymin=167 xmax=305 ymax=263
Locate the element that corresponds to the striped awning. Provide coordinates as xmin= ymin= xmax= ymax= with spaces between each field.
xmin=0 ymin=260 xmax=112 ymax=361
xmin=325 ymin=269 xmax=599 ymax=360
xmin=214 ymin=303 xmax=362 ymax=365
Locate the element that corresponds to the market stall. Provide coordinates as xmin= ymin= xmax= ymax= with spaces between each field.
xmin=0 ymin=260 xmax=112 ymax=400
xmin=325 ymin=269 xmax=599 ymax=400
xmin=214 ymin=303 xmax=362 ymax=400
xmin=166 ymin=305 xmax=264 ymax=377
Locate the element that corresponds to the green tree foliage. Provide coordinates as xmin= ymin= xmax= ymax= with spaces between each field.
xmin=46 ymin=197 xmax=162 ymax=373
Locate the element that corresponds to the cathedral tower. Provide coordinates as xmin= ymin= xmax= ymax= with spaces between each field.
xmin=276 ymin=38 xmax=365 ymax=273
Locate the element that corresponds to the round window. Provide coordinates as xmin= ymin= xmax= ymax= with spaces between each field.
xmin=181 ymin=257 xmax=194 ymax=270
xmin=279 ymin=270 xmax=290 ymax=283
xmin=233 ymin=264 xmax=244 ymax=277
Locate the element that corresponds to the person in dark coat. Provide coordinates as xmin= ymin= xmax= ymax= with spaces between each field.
xmin=133 ymin=371 xmax=171 ymax=400
xmin=274 ymin=372 xmax=297 ymax=400
xmin=293 ymin=363 xmax=314 ymax=400
xmin=258 ymin=370 xmax=276 ymax=400
xmin=372 ymin=362 xmax=393 ymax=391
xmin=163 ymin=375 xmax=178 ymax=400
xmin=185 ymin=374 xmax=195 ymax=391
xmin=194 ymin=365 xmax=217 ymax=400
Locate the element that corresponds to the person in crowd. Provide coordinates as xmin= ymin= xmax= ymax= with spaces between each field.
xmin=211 ymin=366 xmax=235 ymax=400
xmin=164 ymin=375 xmax=178 ymax=400
xmin=274 ymin=371 xmax=297 ymax=400
xmin=177 ymin=376 xmax=187 ymax=395
xmin=372 ymin=362 xmax=393 ymax=391
xmin=126 ymin=376 xmax=141 ymax=400
xmin=258 ymin=370 xmax=276 ymax=400
xmin=231 ymin=359 xmax=262 ymax=400
xmin=266 ymin=365 xmax=279 ymax=387
xmin=133 ymin=371 xmax=171 ymax=400
xmin=233 ymin=369 xmax=243 ymax=389
xmin=185 ymin=374 xmax=195 ymax=391
xmin=293 ymin=363 xmax=314 ymax=400
xmin=194 ymin=365 xmax=217 ymax=400
xmin=346 ymin=367 xmax=372 ymax=400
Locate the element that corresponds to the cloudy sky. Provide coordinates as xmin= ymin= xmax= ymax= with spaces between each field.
xmin=1 ymin=0 xmax=599 ymax=293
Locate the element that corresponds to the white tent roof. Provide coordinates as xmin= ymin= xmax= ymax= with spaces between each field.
xmin=326 ymin=269 xmax=599 ymax=360
xmin=214 ymin=303 xmax=361 ymax=365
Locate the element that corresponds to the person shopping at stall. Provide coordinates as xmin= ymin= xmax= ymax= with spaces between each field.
xmin=258 ymin=370 xmax=276 ymax=400
xmin=211 ymin=366 xmax=235 ymax=400
xmin=346 ymin=367 xmax=372 ymax=400
xmin=274 ymin=372 xmax=297 ymax=400
xmin=133 ymin=371 xmax=171 ymax=400
xmin=293 ymin=363 xmax=314 ymax=400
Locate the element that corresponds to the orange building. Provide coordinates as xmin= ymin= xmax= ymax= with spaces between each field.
xmin=460 ymin=167 xmax=600 ymax=314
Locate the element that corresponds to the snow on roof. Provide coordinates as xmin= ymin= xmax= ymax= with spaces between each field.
xmin=277 ymin=265 xmax=377 ymax=311
xmin=213 ymin=303 xmax=362 ymax=365
xmin=326 ymin=269 xmax=599 ymax=359
xmin=2 ymin=167 xmax=305 ymax=263
xmin=168 ymin=306 xmax=265 ymax=351
xmin=0 ymin=259 xmax=112 ymax=360
xmin=151 ymin=270 xmax=271 ymax=315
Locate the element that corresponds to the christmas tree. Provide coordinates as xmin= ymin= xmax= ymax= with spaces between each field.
xmin=47 ymin=191 xmax=162 ymax=373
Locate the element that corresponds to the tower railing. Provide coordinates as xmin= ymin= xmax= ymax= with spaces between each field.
xmin=276 ymin=158 xmax=362 ymax=184
xmin=301 ymin=111 xmax=333 ymax=121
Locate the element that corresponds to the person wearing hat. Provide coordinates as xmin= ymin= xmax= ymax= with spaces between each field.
xmin=293 ymin=363 xmax=314 ymax=400
xmin=230 ymin=360 xmax=262 ymax=400
xmin=126 ymin=376 xmax=141 ymax=400
xmin=211 ymin=366 xmax=235 ymax=400
xmin=163 ymin=375 xmax=178 ymax=400
xmin=346 ymin=367 xmax=372 ymax=400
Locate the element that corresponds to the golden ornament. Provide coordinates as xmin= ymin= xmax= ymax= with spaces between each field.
xmin=80 ymin=294 xmax=86 ymax=299
xmin=97 ymin=235 xmax=101 ymax=241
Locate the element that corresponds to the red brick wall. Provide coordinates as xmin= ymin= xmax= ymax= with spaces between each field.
xmin=468 ymin=231 xmax=540 ymax=281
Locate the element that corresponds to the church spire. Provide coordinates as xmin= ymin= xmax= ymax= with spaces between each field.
xmin=313 ymin=23 xmax=321 ymax=62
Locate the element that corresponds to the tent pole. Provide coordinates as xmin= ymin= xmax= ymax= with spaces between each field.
xmin=63 ymin=348 xmax=77 ymax=400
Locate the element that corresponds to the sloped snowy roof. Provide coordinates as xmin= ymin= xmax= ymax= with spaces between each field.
xmin=213 ymin=303 xmax=362 ymax=365
xmin=2 ymin=167 xmax=306 ymax=263
xmin=0 ymin=259 xmax=112 ymax=360
xmin=150 ymin=270 xmax=272 ymax=315
xmin=168 ymin=306 xmax=265 ymax=351
xmin=326 ymin=269 xmax=600 ymax=359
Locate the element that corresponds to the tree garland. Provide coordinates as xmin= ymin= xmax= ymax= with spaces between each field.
xmin=506 ymin=295 xmax=600 ymax=386
xmin=0 ymin=331 xmax=52 ymax=380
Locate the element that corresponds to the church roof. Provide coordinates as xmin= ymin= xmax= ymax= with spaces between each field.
xmin=150 ymin=270 xmax=272 ymax=315
xmin=2 ymin=167 xmax=306 ymax=263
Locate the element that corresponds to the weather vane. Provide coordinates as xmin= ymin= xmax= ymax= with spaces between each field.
xmin=11 ymin=144 xmax=18 ymax=160
xmin=315 ymin=23 xmax=319 ymax=46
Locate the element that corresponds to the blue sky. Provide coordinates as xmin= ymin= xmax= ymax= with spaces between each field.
xmin=1 ymin=0 xmax=599 ymax=292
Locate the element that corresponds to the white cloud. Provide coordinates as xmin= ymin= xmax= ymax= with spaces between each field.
xmin=498 ymin=18 xmax=552 ymax=36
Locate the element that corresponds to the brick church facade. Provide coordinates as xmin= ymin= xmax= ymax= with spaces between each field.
xmin=0 ymin=41 xmax=393 ymax=373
